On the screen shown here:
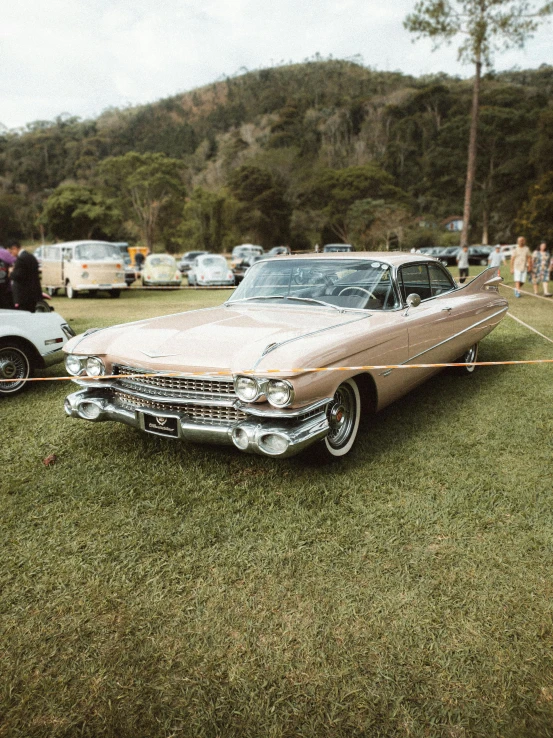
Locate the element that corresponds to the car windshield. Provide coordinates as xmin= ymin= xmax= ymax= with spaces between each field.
xmin=228 ymin=258 xmax=399 ymax=311
xmin=150 ymin=255 xmax=175 ymax=266
xmin=199 ymin=256 xmax=226 ymax=268
xmin=75 ymin=243 xmax=122 ymax=261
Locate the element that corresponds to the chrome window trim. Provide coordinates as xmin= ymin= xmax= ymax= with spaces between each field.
xmin=394 ymin=261 xmax=458 ymax=307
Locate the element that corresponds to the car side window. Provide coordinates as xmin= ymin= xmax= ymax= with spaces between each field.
xmin=428 ymin=263 xmax=456 ymax=296
xmin=399 ymin=264 xmax=431 ymax=302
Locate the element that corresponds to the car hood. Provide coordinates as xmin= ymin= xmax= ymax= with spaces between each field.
xmin=65 ymin=304 xmax=388 ymax=375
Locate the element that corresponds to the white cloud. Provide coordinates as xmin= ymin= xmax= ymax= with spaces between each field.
xmin=0 ymin=0 xmax=551 ymax=129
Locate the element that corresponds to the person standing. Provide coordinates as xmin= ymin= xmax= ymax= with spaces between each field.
xmin=487 ymin=245 xmax=504 ymax=276
xmin=456 ymin=245 xmax=469 ymax=284
xmin=510 ymin=236 xmax=532 ymax=298
xmin=531 ymin=241 xmax=552 ymax=297
xmin=8 ymin=241 xmax=42 ymax=312
xmin=0 ymin=246 xmax=16 ymax=309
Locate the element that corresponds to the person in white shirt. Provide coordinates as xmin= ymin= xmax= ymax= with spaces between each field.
xmin=488 ymin=246 xmax=504 ymax=275
xmin=456 ymin=245 xmax=469 ymax=284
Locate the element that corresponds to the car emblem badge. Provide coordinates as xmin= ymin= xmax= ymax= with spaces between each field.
xmin=155 ymin=417 xmax=167 ymax=425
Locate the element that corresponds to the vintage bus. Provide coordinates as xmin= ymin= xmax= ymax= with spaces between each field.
xmin=40 ymin=241 xmax=128 ymax=298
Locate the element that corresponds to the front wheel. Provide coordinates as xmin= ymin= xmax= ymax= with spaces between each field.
xmin=66 ymin=283 xmax=78 ymax=299
xmin=455 ymin=343 xmax=478 ymax=374
xmin=315 ymin=378 xmax=361 ymax=459
xmin=0 ymin=341 xmax=33 ymax=395
xmin=46 ymin=287 xmax=58 ymax=297
xmin=109 ymin=289 xmax=121 ymax=298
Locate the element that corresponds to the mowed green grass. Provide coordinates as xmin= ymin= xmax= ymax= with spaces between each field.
xmin=1 ymin=274 xmax=553 ymax=738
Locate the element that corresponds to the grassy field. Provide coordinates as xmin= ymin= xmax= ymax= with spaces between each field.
xmin=1 ymin=269 xmax=553 ymax=737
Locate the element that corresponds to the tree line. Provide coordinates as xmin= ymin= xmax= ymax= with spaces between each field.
xmin=1 ymin=58 xmax=552 ymax=251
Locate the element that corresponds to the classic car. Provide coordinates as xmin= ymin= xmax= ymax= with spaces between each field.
xmin=178 ymin=251 xmax=209 ymax=273
xmin=141 ymin=254 xmax=182 ymax=287
xmin=231 ymin=244 xmax=264 ymax=268
xmin=1 ymin=309 xmax=75 ymax=395
xmin=187 ymin=255 xmax=235 ymax=287
xmin=62 ymin=253 xmax=508 ymax=459
xmin=437 ymin=246 xmax=461 ymax=266
xmin=267 ymin=246 xmax=291 ymax=256
xmin=323 ymin=243 xmax=354 ymax=253
xmin=468 ymin=246 xmax=494 ymax=266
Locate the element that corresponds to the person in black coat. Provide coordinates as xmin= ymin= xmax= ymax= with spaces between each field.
xmin=8 ymin=242 xmax=42 ymax=312
xmin=0 ymin=246 xmax=16 ymax=309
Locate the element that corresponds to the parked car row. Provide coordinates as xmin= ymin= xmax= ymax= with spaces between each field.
xmin=418 ymin=245 xmax=513 ymax=266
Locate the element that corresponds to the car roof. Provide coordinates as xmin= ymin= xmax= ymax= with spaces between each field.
xmin=262 ymin=252 xmax=438 ymax=266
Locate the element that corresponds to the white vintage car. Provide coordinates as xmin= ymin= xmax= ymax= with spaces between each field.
xmin=0 ymin=310 xmax=75 ymax=395
xmin=188 ymin=254 xmax=235 ymax=287
xmin=141 ymin=254 xmax=182 ymax=287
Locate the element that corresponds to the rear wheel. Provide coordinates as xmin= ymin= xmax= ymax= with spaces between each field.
xmin=0 ymin=341 xmax=33 ymax=395
xmin=455 ymin=343 xmax=478 ymax=374
xmin=46 ymin=287 xmax=58 ymax=297
xmin=66 ymin=283 xmax=78 ymax=299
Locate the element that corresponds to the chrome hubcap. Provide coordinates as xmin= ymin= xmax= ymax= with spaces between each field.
xmin=464 ymin=344 xmax=477 ymax=371
xmin=327 ymin=385 xmax=355 ymax=448
xmin=0 ymin=348 xmax=28 ymax=390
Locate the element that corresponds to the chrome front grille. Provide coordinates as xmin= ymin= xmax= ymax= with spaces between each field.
xmin=114 ymin=390 xmax=247 ymax=425
xmin=113 ymin=364 xmax=235 ymax=398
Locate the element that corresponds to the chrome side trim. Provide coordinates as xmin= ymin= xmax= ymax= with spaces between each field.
xmin=252 ymin=314 xmax=371 ymax=370
xmin=402 ymin=306 xmax=508 ymax=367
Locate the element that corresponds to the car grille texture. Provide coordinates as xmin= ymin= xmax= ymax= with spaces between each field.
xmin=111 ymin=364 xmax=243 ymax=426
xmin=113 ymin=364 xmax=235 ymax=397
xmin=114 ymin=390 xmax=247 ymax=424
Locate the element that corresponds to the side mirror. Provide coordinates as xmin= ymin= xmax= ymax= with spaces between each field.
xmin=406 ymin=293 xmax=421 ymax=308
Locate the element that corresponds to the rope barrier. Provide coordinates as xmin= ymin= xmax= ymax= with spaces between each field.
xmin=506 ymin=313 xmax=553 ymax=345
xmin=1 ymin=358 xmax=552 ymax=384
xmin=501 ymin=283 xmax=553 ymax=303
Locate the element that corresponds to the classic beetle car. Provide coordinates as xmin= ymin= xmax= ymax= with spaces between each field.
xmin=63 ymin=253 xmax=507 ymax=458
xmin=1 ymin=309 xmax=75 ymax=395
xmin=187 ymin=254 xmax=235 ymax=287
xmin=141 ymin=254 xmax=182 ymax=287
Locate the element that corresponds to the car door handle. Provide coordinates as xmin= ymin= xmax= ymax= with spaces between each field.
xmin=441 ymin=307 xmax=452 ymax=312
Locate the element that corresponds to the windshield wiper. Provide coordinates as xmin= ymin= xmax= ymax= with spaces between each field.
xmin=283 ymin=296 xmax=341 ymax=311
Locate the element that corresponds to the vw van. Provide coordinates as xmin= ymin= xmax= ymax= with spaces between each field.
xmin=41 ymin=241 xmax=128 ymax=299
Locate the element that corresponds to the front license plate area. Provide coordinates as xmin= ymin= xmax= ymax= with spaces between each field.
xmin=142 ymin=413 xmax=179 ymax=438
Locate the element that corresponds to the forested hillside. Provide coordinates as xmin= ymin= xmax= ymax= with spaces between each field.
xmin=1 ymin=59 xmax=552 ymax=251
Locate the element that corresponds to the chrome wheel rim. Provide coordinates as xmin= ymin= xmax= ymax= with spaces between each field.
xmin=327 ymin=383 xmax=356 ymax=449
xmin=0 ymin=347 xmax=30 ymax=392
xmin=463 ymin=344 xmax=477 ymax=372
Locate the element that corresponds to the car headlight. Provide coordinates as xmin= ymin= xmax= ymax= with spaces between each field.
xmin=85 ymin=356 xmax=105 ymax=377
xmin=266 ymin=379 xmax=294 ymax=407
xmin=234 ymin=375 xmax=262 ymax=402
xmin=65 ymin=354 xmax=84 ymax=375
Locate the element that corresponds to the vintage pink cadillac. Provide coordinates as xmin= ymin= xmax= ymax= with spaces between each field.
xmin=63 ymin=253 xmax=508 ymax=458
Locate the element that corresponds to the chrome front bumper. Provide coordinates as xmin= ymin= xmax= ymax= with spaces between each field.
xmin=64 ymin=387 xmax=330 ymax=458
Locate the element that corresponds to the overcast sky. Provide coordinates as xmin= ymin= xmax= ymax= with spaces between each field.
xmin=1 ymin=0 xmax=551 ymax=130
